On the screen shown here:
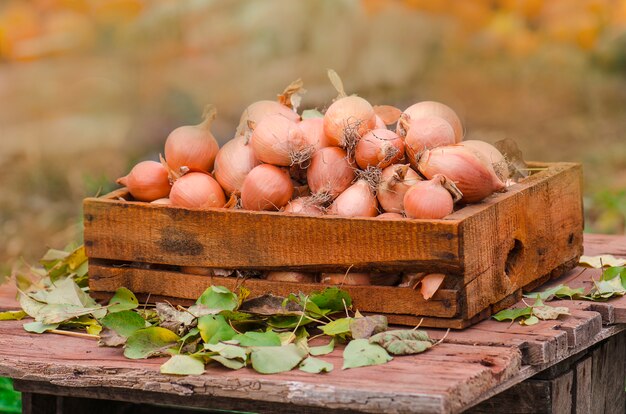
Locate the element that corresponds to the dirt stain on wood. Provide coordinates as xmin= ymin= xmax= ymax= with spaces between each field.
xmin=158 ymin=227 xmax=204 ymax=256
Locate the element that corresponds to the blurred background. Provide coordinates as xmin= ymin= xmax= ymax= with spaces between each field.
xmin=1 ymin=0 xmax=626 ymax=278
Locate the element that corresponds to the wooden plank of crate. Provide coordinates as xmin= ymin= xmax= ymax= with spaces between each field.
xmin=89 ymin=264 xmax=460 ymax=318
xmin=0 ymin=313 xmax=522 ymax=414
xmin=467 ymin=370 xmax=574 ymax=414
xmin=83 ymin=196 xmax=463 ymax=272
xmin=456 ymin=163 xmax=583 ymax=318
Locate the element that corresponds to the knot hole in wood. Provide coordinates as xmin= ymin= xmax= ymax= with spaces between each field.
xmin=504 ymin=238 xmax=524 ymax=286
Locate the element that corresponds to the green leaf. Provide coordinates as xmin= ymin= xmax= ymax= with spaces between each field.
xmin=601 ymin=266 xmax=626 ymax=290
xmin=108 ymin=287 xmax=139 ymax=313
xmin=160 ymin=355 xmax=205 ymax=376
xmin=44 ymin=277 xmax=91 ymax=307
xmin=23 ymin=321 xmax=59 ymax=333
xmin=321 ymin=317 xmax=352 ymax=336
xmin=250 ymin=344 xmax=307 ymax=374
xmin=350 ymin=315 xmax=388 ymax=339
xmin=299 ymin=357 xmax=333 ymax=373
xmin=36 ymin=303 xmax=104 ymax=324
xmin=342 ymin=339 xmax=392 ymax=369
xmin=196 ymin=286 xmax=238 ymax=312
xmin=101 ymin=310 xmax=148 ymax=337
xmin=309 ymin=287 xmax=352 ymax=313
xmin=232 ymin=331 xmax=281 ymax=347
xmin=0 ymin=310 xmax=27 ymax=321
xmin=211 ymin=355 xmax=246 ymax=370
xmin=18 ymin=293 xmax=45 ymax=318
xmin=368 ymin=330 xmax=434 ymax=355
xmin=40 ymin=248 xmax=70 ymax=269
xmin=492 ymin=307 xmax=533 ymax=322
xmin=197 ymin=315 xmax=236 ymax=345
xmin=520 ymin=315 xmax=539 ymax=325
xmin=268 ymin=315 xmax=312 ymax=329
xmin=309 ymin=339 xmax=335 ymax=356
xmin=204 ymin=342 xmax=248 ymax=369
xmin=124 ymin=327 xmax=180 ymax=359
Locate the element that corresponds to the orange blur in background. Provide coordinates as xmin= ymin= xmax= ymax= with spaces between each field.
xmin=1 ymin=0 xmax=625 ymax=277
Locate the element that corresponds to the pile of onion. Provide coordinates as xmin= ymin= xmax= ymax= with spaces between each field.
xmin=113 ymin=73 xmax=517 ymax=293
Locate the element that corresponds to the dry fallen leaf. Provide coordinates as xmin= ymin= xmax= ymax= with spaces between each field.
xmin=579 ymin=255 xmax=626 ymax=268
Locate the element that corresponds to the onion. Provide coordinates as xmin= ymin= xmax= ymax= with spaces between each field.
xmin=376 ymin=212 xmax=404 ymax=220
xmin=320 ymin=272 xmax=371 ymax=285
xmin=151 ymin=198 xmax=172 ymax=205
xmin=306 ymin=147 xmax=355 ymax=199
xmin=403 ymin=175 xmax=455 ymax=219
xmin=373 ymin=105 xmax=402 ymax=126
xmin=400 ymin=115 xmax=456 ymax=168
xmin=283 ymin=197 xmax=324 ymax=216
xmin=420 ymin=273 xmax=445 ymax=300
xmin=418 ymin=145 xmax=505 ymax=203
xmin=250 ymin=114 xmax=311 ymax=166
xmin=235 ymin=79 xmax=303 ymax=135
xmin=323 ymin=70 xmax=376 ymax=150
xmin=299 ymin=117 xmax=333 ymax=153
xmin=328 ymin=180 xmax=378 ymax=218
xmin=241 ymin=164 xmax=293 ymax=211
xmin=164 ymin=105 xmax=220 ymax=175
xmin=170 ymin=172 xmax=225 ymax=209
xmin=374 ymin=115 xmax=387 ymax=129
xmin=460 ymin=140 xmax=509 ymax=182
xmin=116 ymin=160 xmax=171 ymax=202
xmin=354 ymin=129 xmax=405 ymax=169
xmin=265 ymin=271 xmax=317 ymax=283
xmin=324 ymin=96 xmax=376 ymax=149
xmin=377 ymin=164 xmax=421 ymax=213
xmin=214 ymin=136 xmax=260 ymax=195
xmin=400 ymin=101 xmax=463 ymax=142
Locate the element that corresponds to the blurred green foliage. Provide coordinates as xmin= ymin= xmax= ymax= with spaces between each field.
xmin=0 ymin=377 xmax=21 ymax=414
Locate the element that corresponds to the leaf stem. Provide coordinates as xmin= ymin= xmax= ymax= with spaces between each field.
xmin=48 ymin=329 xmax=99 ymax=340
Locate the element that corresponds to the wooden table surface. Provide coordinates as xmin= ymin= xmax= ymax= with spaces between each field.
xmin=1 ymin=234 xmax=625 ymax=414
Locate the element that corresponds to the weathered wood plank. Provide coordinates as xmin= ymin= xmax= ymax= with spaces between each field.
xmin=590 ymin=331 xmax=626 ymax=414
xmin=467 ymin=370 xmax=573 ymax=414
xmin=84 ymin=196 xmax=463 ymax=272
xmin=459 ymin=163 xmax=583 ymax=318
xmin=89 ymin=264 xmax=460 ymax=318
xmin=575 ymin=356 xmax=592 ymax=414
xmin=0 ymin=315 xmax=522 ymax=414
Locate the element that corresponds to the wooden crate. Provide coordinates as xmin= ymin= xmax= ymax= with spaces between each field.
xmin=84 ymin=162 xmax=583 ymax=329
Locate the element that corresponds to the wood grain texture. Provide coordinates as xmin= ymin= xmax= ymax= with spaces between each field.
xmin=84 ymin=196 xmax=462 ymax=273
xmin=457 ymin=163 xmax=583 ymax=317
xmin=575 ymin=356 xmax=592 ymax=414
xmin=85 ymin=163 xmax=583 ymax=327
xmin=590 ymin=331 xmax=626 ymax=414
xmin=0 ymin=316 xmax=521 ymax=414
